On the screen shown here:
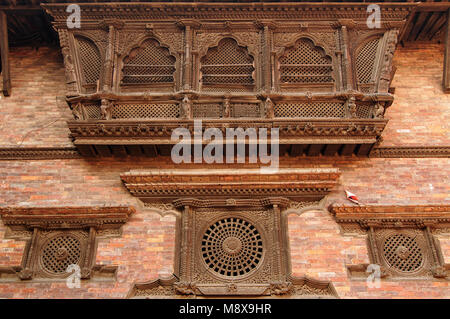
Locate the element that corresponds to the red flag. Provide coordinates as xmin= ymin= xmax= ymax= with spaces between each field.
xmin=345 ymin=190 xmax=360 ymax=205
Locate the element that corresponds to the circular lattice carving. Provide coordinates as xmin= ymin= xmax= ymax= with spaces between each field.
xmin=382 ymin=233 xmax=424 ymax=273
xmin=41 ymin=235 xmax=82 ymax=275
xmin=201 ymin=217 xmax=263 ymax=277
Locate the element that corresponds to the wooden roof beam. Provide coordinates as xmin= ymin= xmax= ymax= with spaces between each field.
xmin=0 ymin=11 xmax=11 ymax=96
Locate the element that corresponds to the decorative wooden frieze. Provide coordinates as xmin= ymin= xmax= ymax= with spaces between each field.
xmin=123 ymin=168 xmax=339 ymax=298
xmin=121 ymin=168 xmax=340 ymax=203
xmin=0 ymin=10 xmax=11 ymax=96
xmin=41 ymin=3 xmax=413 ymax=157
xmin=0 ymin=206 xmax=135 ymax=282
xmin=370 ymin=146 xmax=450 ymax=158
xmin=329 ymin=204 xmax=450 ymax=280
xmin=0 ymin=147 xmax=81 ymax=160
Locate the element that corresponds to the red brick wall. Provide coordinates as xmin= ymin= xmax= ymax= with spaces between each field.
xmin=384 ymin=43 xmax=450 ymax=146
xmin=0 ymin=47 xmax=72 ymax=147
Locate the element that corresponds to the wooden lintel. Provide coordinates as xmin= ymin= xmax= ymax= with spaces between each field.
xmin=444 ymin=9 xmax=450 ymax=93
xmin=0 ymin=11 xmax=11 ymax=97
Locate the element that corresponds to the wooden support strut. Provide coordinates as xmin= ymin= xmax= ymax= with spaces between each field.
xmin=443 ymin=8 xmax=450 ymax=93
xmin=0 ymin=10 xmax=11 ymax=96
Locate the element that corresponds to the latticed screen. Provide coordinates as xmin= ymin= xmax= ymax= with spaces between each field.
xmin=112 ymin=103 xmax=179 ymax=119
xmin=84 ymin=103 xmax=102 ymax=119
xmin=193 ymin=103 xmax=223 ymax=118
xmin=122 ymin=39 xmax=176 ymax=85
xmin=201 ymin=217 xmax=263 ymax=277
xmin=382 ymin=233 xmax=424 ymax=273
xmin=356 ymin=38 xmax=380 ymax=86
xmin=76 ymin=37 xmax=101 ymax=85
xmin=356 ymin=103 xmax=373 ymax=118
xmin=232 ymin=103 xmax=261 ymax=118
xmin=275 ymin=102 xmax=345 ymax=118
xmin=201 ymin=38 xmax=254 ymax=86
xmin=40 ymin=235 xmax=82 ymax=275
xmin=279 ymin=38 xmax=333 ymax=84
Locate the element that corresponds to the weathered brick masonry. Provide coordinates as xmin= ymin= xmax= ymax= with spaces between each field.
xmin=0 ymin=44 xmax=448 ymax=298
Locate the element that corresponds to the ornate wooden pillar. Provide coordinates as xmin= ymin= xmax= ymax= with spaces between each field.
xmin=101 ymin=21 xmax=122 ymax=92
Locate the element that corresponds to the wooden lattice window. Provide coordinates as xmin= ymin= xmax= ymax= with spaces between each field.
xmin=279 ymin=38 xmax=333 ymax=85
xmin=355 ymin=38 xmax=381 ymax=92
xmin=201 ymin=217 xmax=263 ymax=278
xmin=122 ymin=39 xmax=175 ymax=85
xmin=200 ymin=38 xmax=254 ymax=87
xmin=75 ymin=36 xmax=102 ymax=88
xmin=38 ymin=230 xmax=88 ymax=278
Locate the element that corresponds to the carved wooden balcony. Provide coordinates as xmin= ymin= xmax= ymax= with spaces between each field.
xmin=42 ymin=2 xmax=414 ymax=157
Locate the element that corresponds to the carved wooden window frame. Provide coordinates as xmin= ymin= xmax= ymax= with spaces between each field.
xmin=0 ymin=206 xmax=134 ymax=282
xmin=199 ymin=37 xmax=256 ymax=92
xmin=122 ymin=168 xmax=341 ymax=298
xmin=276 ymin=36 xmax=336 ymax=92
xmin=73 ymin=34 xmax=104 ymax=94
xmin=330 ymin=205 xmax=450 ymax=281
xmin=118 ymin=37 xmax=177 ymax=92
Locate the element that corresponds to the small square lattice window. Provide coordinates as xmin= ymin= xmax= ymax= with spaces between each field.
xmin=367 ymin=228 xmax=446 ymax=279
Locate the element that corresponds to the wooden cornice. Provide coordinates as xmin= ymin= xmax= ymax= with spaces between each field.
xmin=0 ymin=147 xmax=81 ymax=160
xmin=0 ymin=206 xmax=135 ymax=229
xmin=330 ymin=204 xmax=450 ymax=218
xmin=121 ymin=168 xmax=340 ymax=202
xmin=370 ymin=146 xmax=450 ymax=158
xmin=43 ymin=3 xmax=415 ymax=23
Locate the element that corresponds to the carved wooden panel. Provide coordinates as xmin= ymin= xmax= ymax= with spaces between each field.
xmin=372 ymin=229 xmax=432 ymax=279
